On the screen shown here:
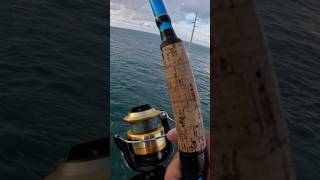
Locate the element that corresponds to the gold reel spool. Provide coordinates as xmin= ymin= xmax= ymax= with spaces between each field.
xmin=124 ymin=106 xmax=166 ymax=156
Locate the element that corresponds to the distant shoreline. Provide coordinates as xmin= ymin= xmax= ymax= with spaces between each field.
xmin=110 ymin=26 xmax=210 ymax=49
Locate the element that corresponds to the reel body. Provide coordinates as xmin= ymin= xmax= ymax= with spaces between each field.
xmin=114 ymin=104 xmax=174 ymax=175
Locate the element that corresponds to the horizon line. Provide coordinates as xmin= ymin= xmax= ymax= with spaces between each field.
xmin=110 ymin=25 xmax=210 ymax=48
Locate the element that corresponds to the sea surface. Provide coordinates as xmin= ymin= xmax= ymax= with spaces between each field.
xmin=257 ymin=1 xmax=320 ymax=179
xmin=0 ymin=1 xmax=108 ymax=179
xmin=110 ymin=27 xmax=210 ymax=179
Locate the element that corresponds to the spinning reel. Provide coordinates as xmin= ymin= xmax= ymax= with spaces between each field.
xmin=114 ymin=104 xmax=175 ymax=179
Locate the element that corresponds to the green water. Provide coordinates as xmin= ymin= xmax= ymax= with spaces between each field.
xmin=110 ymin=27 xmax=210 ymax=179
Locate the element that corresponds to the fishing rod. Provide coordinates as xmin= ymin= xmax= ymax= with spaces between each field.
xmin=149 ymin=0 xmax=207 ymax=179
xmin=189 ymin=12 xmax=198 ymax=52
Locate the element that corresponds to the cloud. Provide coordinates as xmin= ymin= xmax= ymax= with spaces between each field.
xmin=165 ymin=0 xmax=210 ymax=23
xmin=110 ymin=0 xmax=210 ymax=46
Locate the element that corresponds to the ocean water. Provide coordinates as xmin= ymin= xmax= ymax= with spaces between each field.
xmin=257 ymin=0 xmax=320 ymax=179
xmin=0 ymin=1 xmax=108 ymax=179
xmin=110 ymin=27 xmax=210 ymax=179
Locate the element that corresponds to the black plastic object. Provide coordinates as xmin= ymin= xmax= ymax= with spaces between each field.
xmin=155 ymin=14 xmax=181 ymax=48
xmin=159 ymin=28 xmax=182 ymax=49
xmin=114 ymin=110 xmax=173 ymax=174
xmin=180 ymin=149 xmax=207 ymax=180
xmin=67 ymin=137 xmax=109 ymax=161
xmin=131 ymin=167 xmax=166 ymax=180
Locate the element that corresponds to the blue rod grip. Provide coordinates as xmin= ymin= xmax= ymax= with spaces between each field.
xmin=149 ymin=0 xmax=167 ymax=17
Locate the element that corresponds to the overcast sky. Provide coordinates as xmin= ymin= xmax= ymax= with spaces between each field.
xmin=110 ymin=0 xmax=210 ymax=47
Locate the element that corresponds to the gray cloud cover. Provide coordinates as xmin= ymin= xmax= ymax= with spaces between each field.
xmin=111 ymin=0 xmax=209 ymax=23
xmin=111 ymin=0 xmax=210 ymax=46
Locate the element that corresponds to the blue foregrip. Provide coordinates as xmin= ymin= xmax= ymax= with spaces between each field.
xmin=149 ymin=0 xmax=167 ymax=17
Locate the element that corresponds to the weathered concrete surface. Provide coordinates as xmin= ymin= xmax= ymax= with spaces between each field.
xmin=212 ymin=0 xmax=296 ymax=179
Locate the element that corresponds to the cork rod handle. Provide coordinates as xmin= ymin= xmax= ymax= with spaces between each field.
xmin=162 ymin=42 xmax=206 ymax=153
